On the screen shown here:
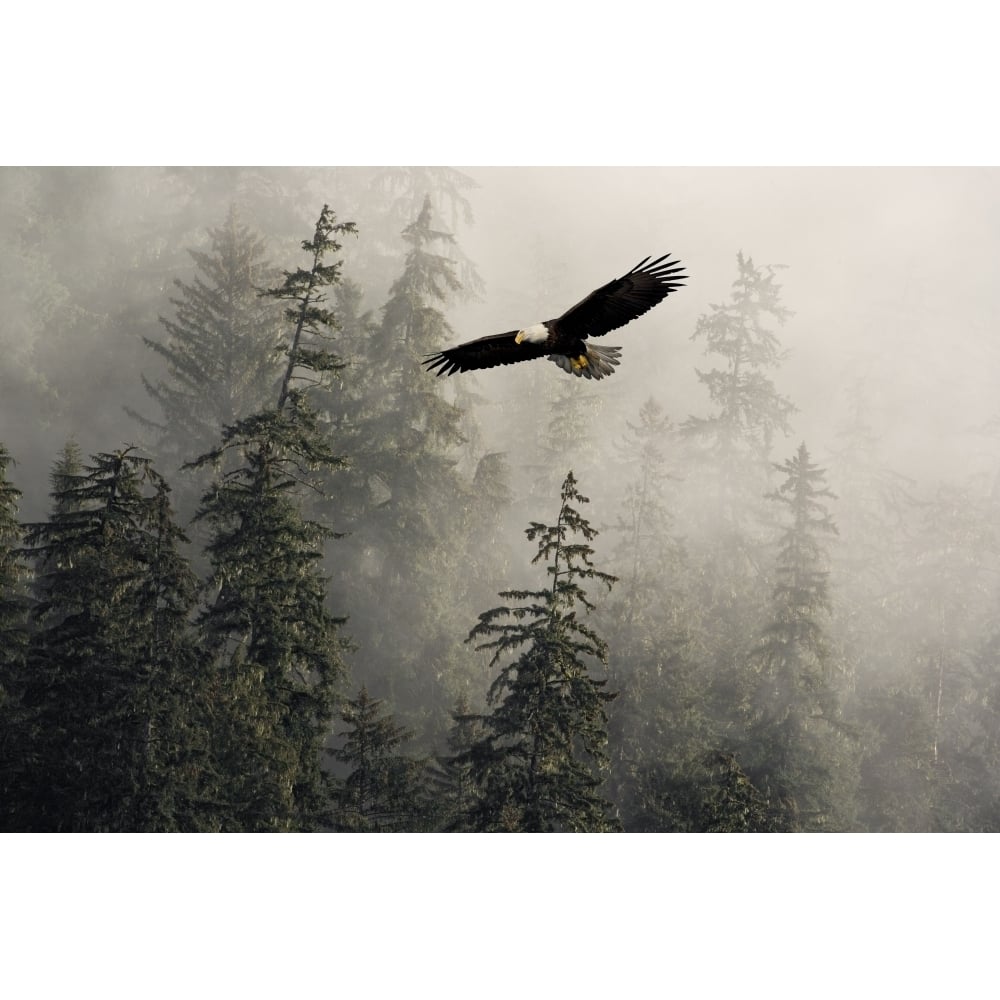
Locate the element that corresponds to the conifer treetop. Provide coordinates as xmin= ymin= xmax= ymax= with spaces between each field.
xmin=468 ymin=471 xmax=617 ymax=671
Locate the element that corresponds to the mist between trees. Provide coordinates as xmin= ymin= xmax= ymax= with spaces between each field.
xmin=2 ymin=166 xmax=1000 ymax=832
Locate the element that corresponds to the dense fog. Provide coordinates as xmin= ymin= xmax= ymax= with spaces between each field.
xmin=3 ymin=165 xmax=1000 ymax=832
xmin=456 ymin=167 xmax=1000 ymax=486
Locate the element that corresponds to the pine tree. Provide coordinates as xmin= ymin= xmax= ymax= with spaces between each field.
xmin=742 ymin=443 xmax=855 ymax=831
xmin=332 ymin=686 xmax=429 ymax=832
xmin=678 ymin=253 xmax=799 ymax=785
xmin=130 ymin=207 xmax=286 ymax=513
xmin=682 ymin=252 xmax=796 ymax=483
xmin=460 ymin=472 xmax=620 ymax=832
xmin=340 ymin=166 xmax=484 ymax=304
xmin=190 ymin=204 xmax=354 ymax=831
xmin=13 ymin=447 xmax=205 ymax=831
xmin=326 ymin=196 xmax=484 ymax=720
xmin=680 ymin=251 xmax=797 ymax=582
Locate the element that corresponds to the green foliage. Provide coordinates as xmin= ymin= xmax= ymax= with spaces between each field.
xmin=11 ymin=447 xmax=207 ymax=831
xmin=190 ymin=205 xmax=354 ymax=831
xmin=460 ymin=472 xmax=620 ymax=832
xmin=132 ymin=206 xmax=286 ymax=472
xmin=332 ymin=686 xmax=430 ymax=832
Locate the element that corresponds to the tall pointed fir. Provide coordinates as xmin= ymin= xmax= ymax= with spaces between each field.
xmin=324 ymin=167 xmax=484 ymax=306
xmin=326 ymin=196 xmax=485 ymax=724
xmin=189 ymin=204 xmax=354 ymax=831
xmin=0 ymin=446 xmax=31 ymax=828
xmin=680 ymin=252 xmax=796 ymax=570
xmin=130 ymin=207 xmax=286 ymax=519
xmin=460 ymin=472 xmax=620 ymax=832
xmin=742 ymin=443 xmax=855 ymax=831
xmin=13 ymin=447 xmax=206 ymax=831
xmin=679 ymin=253 xmax=798 ymax=762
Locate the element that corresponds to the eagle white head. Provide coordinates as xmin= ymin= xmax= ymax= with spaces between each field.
xmin=514 ymin=322 xmax=549 ymax=345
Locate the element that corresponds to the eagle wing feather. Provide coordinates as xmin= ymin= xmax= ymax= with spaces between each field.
xmin=423 ymin=331 xmax=549 ymax=376
xmin=554 ymin=253 xmax=686 ymax=339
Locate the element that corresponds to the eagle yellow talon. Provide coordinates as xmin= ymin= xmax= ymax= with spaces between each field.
xmin=571 ymin=355 xmax=589 ymax=370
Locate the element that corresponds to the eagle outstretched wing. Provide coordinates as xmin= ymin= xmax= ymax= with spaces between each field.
xmin=423 ymin=331 xmax=549 ymax=376
xmin=555 ymin=254 xmax=686 ymax=339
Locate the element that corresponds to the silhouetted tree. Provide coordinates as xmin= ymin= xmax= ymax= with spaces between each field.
xmin=460 ymin=472 xmax=620 ymax=832
xmin=190 ymin=205 xmax=354 ymax=831
xmin=13 ymin=447 xmax=205 ymax=831
xmin=131 ymin=207 xmax=285 ymax=486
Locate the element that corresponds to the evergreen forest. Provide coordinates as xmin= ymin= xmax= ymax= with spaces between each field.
xmin=3 ymin=165 xmax=1000 ymax=832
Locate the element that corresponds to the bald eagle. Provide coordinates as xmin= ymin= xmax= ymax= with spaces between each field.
xmin=423 ymin=253 xmax=685 ymax=380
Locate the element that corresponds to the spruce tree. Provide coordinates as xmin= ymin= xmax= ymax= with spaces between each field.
xmin=190 ymin=204 xmax=354 ymax=831
xmin=742 ymin=443 xmax=855 ymax=831
xmin=14 ymin=447 xmax=205 ymax=831
xmin=678 ymin=253 xmax=799 ymax=782
xmin=130 ymin=207 xmax=286 ymax=515
xmin=326 ymin=196 xmax=483 ymax=721
xmin=680 ymin=251 xmax=797 ymax=578
xmin=332 ymin=686 xmax=429 ymax=832
xmin=460 ymin=472 xmax=619 ymax=832
xmin=339 ymin=167 xmax=484 ymax=304
xmin=682 ymin=252 xmax=796 ymax=483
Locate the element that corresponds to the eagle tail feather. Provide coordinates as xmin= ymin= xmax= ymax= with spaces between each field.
xmin=549 ymin=344 xmax=622 ymax=379
xmin=585 ymin=343 xmax=622 ymax=379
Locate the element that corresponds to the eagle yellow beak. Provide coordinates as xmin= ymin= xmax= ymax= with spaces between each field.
xmin=514 ymin=331 xmax=526 ymax=344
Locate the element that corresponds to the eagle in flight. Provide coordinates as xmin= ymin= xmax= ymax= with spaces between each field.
xmin=422 ymin=253 xmax=686 ymax=380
